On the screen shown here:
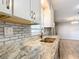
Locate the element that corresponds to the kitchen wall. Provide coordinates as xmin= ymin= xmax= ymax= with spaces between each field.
xmin=56 ymin=23 xmax=79 ymax=40
xmin=52 ymin=0 xmax=79 ymax=22
xmin=0 ymin=20 xmax=31 ymax=42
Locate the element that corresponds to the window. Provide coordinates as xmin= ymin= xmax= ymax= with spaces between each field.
xmin=31 ymin=25 xmax=41 ymax=35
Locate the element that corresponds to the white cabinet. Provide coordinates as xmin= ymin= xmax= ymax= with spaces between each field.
xmin=14 ymin=0 xmax=41 ymax=23
xmin=0 ymin=0 xmax=3 ymax=11
xmin=30 ymin=0 xmax=41 ymax=23
xmin=0 ymin=0 xmax=41 ymax=24
xmin=41 ymin=8 xmax=53 ymax=27
xmin=4 ymin=0 xmax=13 ymax=15
xmin=14 ymin=0 xmax=31 ymax=20
xmin=41 ymin=0 xmax=54 ymax=27
xmin=0 ymin=0 xmax=13 ymax=15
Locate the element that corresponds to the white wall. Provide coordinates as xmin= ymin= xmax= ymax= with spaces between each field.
xmin=56 ymin=23 xmax=79 ymax=40
xmin=52 ymin=0 xmax=79 ymax=22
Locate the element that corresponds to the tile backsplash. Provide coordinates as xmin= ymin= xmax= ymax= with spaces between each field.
xmin=0 ymin=20 xmax=31 ymax=42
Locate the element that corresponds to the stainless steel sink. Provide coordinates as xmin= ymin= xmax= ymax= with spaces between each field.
xmin=40 ymin=37 xmax=56 ymax=43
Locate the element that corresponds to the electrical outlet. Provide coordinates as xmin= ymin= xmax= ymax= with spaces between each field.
xmin=4 ymin=27 xmax=13 ymax=37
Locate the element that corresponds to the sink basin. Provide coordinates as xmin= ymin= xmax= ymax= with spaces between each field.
xmin=40 ymin=37 xmax=56 ymax=43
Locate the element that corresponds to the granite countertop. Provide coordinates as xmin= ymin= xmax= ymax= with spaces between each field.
xmin=0 ymin=35 xmax=59 ymax=59
xmin=39 ymin=36 xmax=59 ymax=59
xmin=22 ymin=35 xmax=59 ymax=48
xmin=20 ymin=35 xmax=59 ymax=59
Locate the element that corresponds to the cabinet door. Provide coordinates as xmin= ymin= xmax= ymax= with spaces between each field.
xmin=31 ymin=0 xmax=41 ymax=23
xmin=2 ymin=0 xmax=13 ymax=15
xmin=0 ymin=0 xmax=4 ymax=11
xmin=0 ymin=0 xmax=6 ymax=12
xmin=14 ymin=0 xmax=31 ymax=20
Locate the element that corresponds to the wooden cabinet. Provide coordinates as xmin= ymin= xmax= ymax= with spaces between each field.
xmin=0 ymin=0 xmax=13 ymax=15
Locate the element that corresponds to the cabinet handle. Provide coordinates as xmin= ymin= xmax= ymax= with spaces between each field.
xmin=6 ymin=0 xmax=10 ymax=9
xmin=31 ymin=11 xmax=36 ymax=20
xmin=33 ymin=12 xmax=36 ymax=20
xmin=31 ymin=11 xmax=33 ymax=18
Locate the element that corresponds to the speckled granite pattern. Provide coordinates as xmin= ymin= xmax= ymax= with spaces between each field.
xmin=0 ymin=36 xmax=59 ymax=59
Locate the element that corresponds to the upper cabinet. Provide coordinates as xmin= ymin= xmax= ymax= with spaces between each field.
xmin=13 ymin=0 xmax=31 ymax=21
xmin=0 ymin=0 xmax=13 ymax=15
xmin=13 ymin=0 xmax=41 ymax=23
xmin=0 ymin=0 xmax=41 ymax=24
xmin=41 ymin=0 xmax=53 ymax=27
xmin=30 ymin=0 xmax=41 ymax=23
xmin=0 ymin=0 xmax=3 ymax=11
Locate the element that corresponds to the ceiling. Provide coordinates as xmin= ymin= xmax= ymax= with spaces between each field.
xmin=51 ymin=0 xmax=79 ymax=22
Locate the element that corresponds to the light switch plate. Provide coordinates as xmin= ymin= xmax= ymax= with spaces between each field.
xmin=4 ymin=27 xmax=13 ymax=37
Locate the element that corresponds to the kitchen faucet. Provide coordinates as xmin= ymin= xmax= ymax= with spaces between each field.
xmin=40 ymin=32 xmax=43 ymax=39
xmin=40 ymin=28 xmax=44 ymax=39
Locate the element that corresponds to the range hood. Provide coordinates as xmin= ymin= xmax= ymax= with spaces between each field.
xmin=0 ymin=12 xmax=39 ymax=25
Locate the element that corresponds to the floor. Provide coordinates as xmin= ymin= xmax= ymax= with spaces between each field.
xmin=59 ymin=39 xmax=79 ymax=59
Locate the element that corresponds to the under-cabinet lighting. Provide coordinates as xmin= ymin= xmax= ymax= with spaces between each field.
xmin=41 ymin=0 xmax=44 ymax=5
xmin=66 ymin=16 xmax=74 ymax=21
xmin=71 ymin=21 xmax=79 ymax=24
xmin=67 ymin=16 xmax=79 ymax=21
xmin=75 ymin=5 xmax=79 ymax=9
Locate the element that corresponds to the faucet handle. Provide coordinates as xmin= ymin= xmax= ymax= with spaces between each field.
xmin=40 ymin=32 xmax=43 ymax=39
